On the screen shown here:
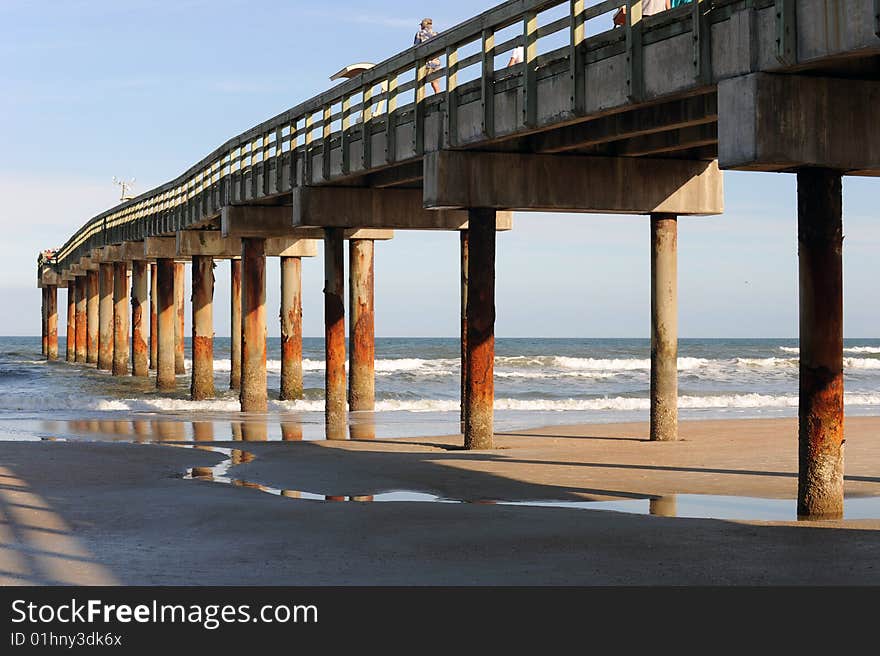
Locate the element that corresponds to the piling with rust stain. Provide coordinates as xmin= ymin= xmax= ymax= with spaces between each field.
xmin=112 ymin=261 xmax=129 ymax=376
xmin=460 ymin=230 xmax=469 ymax=434
xmin=86 ymin=270 xmax=99 ymax=364
xmin=97 ymin=263 xmax=114 ymax=371
xmin=650 ymin=214 xmax=679 ymax=442
xmin=174 ymin=262 xmax=186 ymax=375
xmin=324 ymin=228 xmax=346 ymax=439
xmin=149 ymin=262 xmax=157 ymax=370
xmin=230 ymin=259 xmax=242 ymax=391
xmin=66 ymin=282 xmax=76 ymax=362
xmin=156 ymin=258 xmax=176 ymax=390
xmin=46 ymin=286 xmax=58 ymax=361
xmin=75 ymin=276 xmax=87 ymax=363
xmin=240 ymin=239 xmax=267 ymax=412
xmin=280 ymin=256 xmax=303 ymax=401
xmin=130 ymin=260 xmax=149 ymax=377
xmin=349 ymin=239 xmax=375 ymax=411
xmin=191 ymin=255 xmax=215 ymax=400
xmin=797 ymin=168 xmax=845 ymax=520
xmin=465 ymin=209 xmax=496 ymax=450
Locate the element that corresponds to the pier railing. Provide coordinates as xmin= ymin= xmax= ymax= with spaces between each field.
xmin=51 ymin=0 xmax=750 ymax=270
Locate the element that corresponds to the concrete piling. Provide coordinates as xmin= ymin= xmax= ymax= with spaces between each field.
xmin=324 ymin=228 xmax=346 ymax=439
xmin=240 ymin=239 xmax=267 ymax=412
xmin=131 ymin=261 xmax=149 ymax=377
xmin=460 ymin=230 xmax=469 ymax=434
xmin=66 ymin=282 xmax=75 ymax=362
xmin=75 ymin=276 xmax=87 ymax=363
xmin=797 ymin=168 xmax=845 ymax=520
xmin=230 ymin=259 xmax=242 ymax=391
xmin=41 ymin=288 xmax=47 ymax=356
xmin=97 ymin=263 xmax=114 ymax=371
xmin=112 ymin=261 xmax=129 ymax=376
xmin=86 ymin=270 xmax=98 ymax=364
xmin=650 ymin=214 xmax=679 ymax=442
xmin=149 ymin=262 xmax=157 ymax=370
xmin=156 ymin=258 xmax=176 ymax=390
xmin=174 ymin=262 xmax=186 ymax=375
xmin=191 ymin=255 xmax=215 ymax=401
xmin=348 ymin=239 xmax=375 ymax=411
xmin=46 ymin=286 xmax=58 ymax=361
xmin=280 ymin=256 xmax=303 ymax=401
xmin=464 ymin=209 xmax=496 ymax=450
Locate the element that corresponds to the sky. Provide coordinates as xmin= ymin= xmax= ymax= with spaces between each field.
xmin=1 ymin=0 xmax=877 ymax=338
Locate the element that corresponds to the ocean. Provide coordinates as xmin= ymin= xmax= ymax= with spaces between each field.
xmin=1 ymin=336 xmax=879 ymax=441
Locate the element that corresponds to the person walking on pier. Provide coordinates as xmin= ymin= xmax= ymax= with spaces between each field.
xmin=414 ymin=18 xmax=442 ymax=94
xmin=614 ymin=0 xmax=670 ymax=26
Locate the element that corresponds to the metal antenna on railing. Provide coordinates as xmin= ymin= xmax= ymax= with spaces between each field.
xmin=112 ymin=176 xmax=137 ymax=201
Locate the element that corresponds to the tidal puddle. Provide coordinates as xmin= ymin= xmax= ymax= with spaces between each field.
xmin=181 ymin=445 xmax=880 ymax=520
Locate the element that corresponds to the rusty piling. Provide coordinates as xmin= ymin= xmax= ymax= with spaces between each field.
xmin=86 ymin=270 xmax=98 ymax=364
xmin=156 ymin=258 xmax=176 ymax=390
xmin=324 ymin=228 xmax=346 ymax=439
xmin=149 ymin=262 xmax=157 ymax=370
xmin=191 ymin=255 xmax=215 ymax=400
xmin=280 ymin=256 xmax=303 ymax=401
xmin=97 ymin=263 xmax=114 ymax=371
xmin=464 ymin=209 xmax=495 ymax=450
xmin=66 ymin=282 xmax=75 ymax=362
xmin=230 ymin=259 xmax=242 ymax=391
xmin=460 ymin=229 xmax=469 ymax=434
xmin=75 ymin=276 xmax=86 ymax=363
xmin=112 ymin=261 xmax=129 ymax=376
xmin=797 ymin=168 xmax=845 ymax=520
xmin=348 ymin=239 xmax=375 ymax=411
xmin=130 ymin=261 xmax=149 ymax=377
xmin=240 ymin=239 xmax=267 ymax=412
xmin=650 ymin=214 xmax=679 ymax=442
xmin=174 ymin=262 xmax=186 ymax=375
xmin=46 ymin=286 xmax=58 ymax=361
xmin=41 ymin=288 xmax=47 ymax=357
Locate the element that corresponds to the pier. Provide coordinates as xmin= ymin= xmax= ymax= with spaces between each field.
xmin=35 ymin=0 xmax=880 ymax=520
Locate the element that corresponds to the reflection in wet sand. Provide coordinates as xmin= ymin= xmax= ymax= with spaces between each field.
xmin=231 ymin=423 xmax=243 ymax=441
xmin=132 ymin=420 xmax=152 ymax=442
xmin=349 ymin=412 xmax=376 ymax=441
xmin=281 ymin=422 xmax=303 ymax=441
xmin=325 ymin=496 xmax=346 ymax=502
xmin=650 ymin=496 xmax=677 ymax=517
xmin=241 ymin=421 xmax=268 ymax=442
xmin=192 ymin=422 xmax=214 ymax=442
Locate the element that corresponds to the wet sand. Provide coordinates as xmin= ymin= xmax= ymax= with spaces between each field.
xmin=2 ymin=416 xmax=880 ymax=585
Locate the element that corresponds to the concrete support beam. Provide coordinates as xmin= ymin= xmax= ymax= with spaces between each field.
xmin=191 ymin=255 xmax=215 ymax=400
xmin=74 ymin=277 xmax=86 ymax=363
xmin=464 ymin=209 xmax=495 ymax=450
xmin=650 ymin=214 xmax=678 ymax=442
xmin=66 ymin=282 xmax=75 ymax=362
xmin=177 ymin=231 xmax=241 ymax=258
xmin=324 ymin=228 xmax=346 ymax=439
xmin=424 ymin=150 xmax=723 ymax=215
xmin=144 ymin=237 xmax=177 ymax=260
xmin=149 ymin=263 xmax=157 ymax=370
xmin=240 ymin=238 xmax=267 ymax=412
xmin=86 ymin=271 xmax=99 ymax=364
xmin=174 ymin=263 xmax=185 ymax=375
xmin=230 ymin=259 xmax=242 ymax=391
xmin=131 ymin=261 xmax=149 ymax=377
xmin=798 ymin=169 xmax=844 ymax=520
xmin=97 ymin=263 xmax=114 ymax=371
xmin=348 ymin=240 xmax=375 ymax=412
xmin=265 ymin=237 xmax=319 ymax=258
xmin=222 ymin=204 xmax=393 ymax=240
xmin=46 ymin=286 xmax=58 ymax=361
xmin=294 ymin=187 xmax=512 ymax=230
xmin=156 ymin=258 xmax=176 ymax=390
xmin=79 ymin=256 xmax=98 ymax=272
xmin=280 ymin=256 xmax=303 ymax=401
xmin=719 ymin=74 xmax=880 ymax=175
xmin=112 ymin=261 xmax=129 ymax=376
xmin=121 ymin=242 xmax=147 ymax=262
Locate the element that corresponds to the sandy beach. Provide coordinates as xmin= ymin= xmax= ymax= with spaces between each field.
xmin=1 ymin=415 xmax=879 ymax=586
